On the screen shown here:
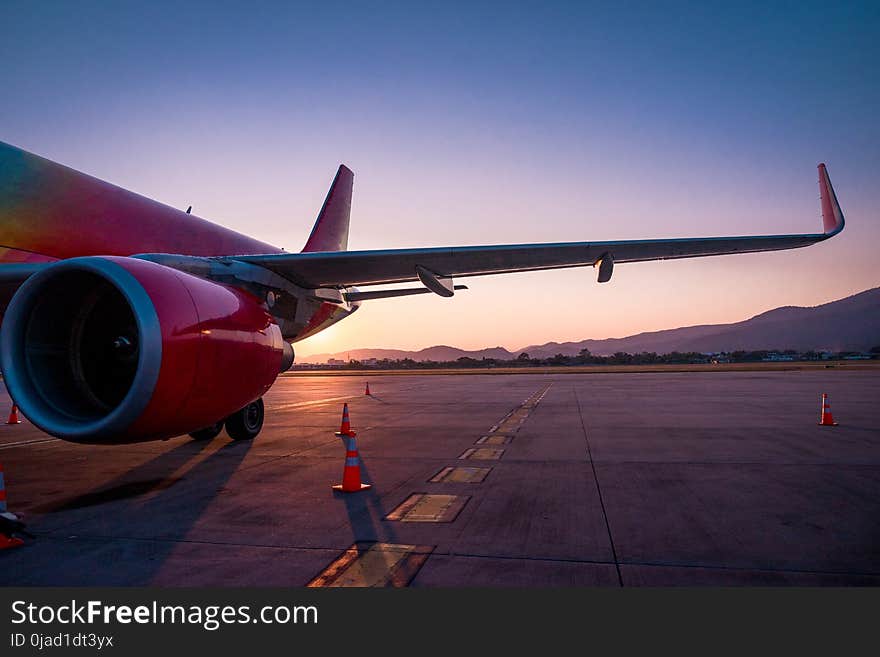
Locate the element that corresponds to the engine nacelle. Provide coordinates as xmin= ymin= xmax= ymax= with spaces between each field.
xmin=0 ymin=256 xmax=283 ymax=443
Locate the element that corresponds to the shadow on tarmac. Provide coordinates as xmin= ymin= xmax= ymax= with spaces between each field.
xmin=26 ymin=437 xmax=252 ymax=584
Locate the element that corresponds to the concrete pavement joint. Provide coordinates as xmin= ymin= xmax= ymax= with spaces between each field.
xmin=27 ymin=532 xmax=879 ymax=580
xmin=574 ymin=386 xmax=623 ymax=587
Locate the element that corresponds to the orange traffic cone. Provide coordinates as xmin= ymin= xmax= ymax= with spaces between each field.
xmin=365 ymin=382 xmax=371 ymax=396
xmin=331 ymin=404 xmax=371 ymax=492
xmin=818 ymin=393 xmax=838 ymax=426
xmin=0 ymin=462 xmax=24 ymax=550
xmin=0 ymin=462 xmax=9 ymax=515
xmin=0 ymin=534 xmax=24 ymax=550
xmin=332 ymin=432 xmax=371 ymax=493
xmin=335 ymin=403 xmax=353 ymax=437
xmin=6 ymin=405 xmax=21 ymax=425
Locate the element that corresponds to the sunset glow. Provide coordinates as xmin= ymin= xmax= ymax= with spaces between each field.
xmin=2 ymin=2 xmax=877 ymax=359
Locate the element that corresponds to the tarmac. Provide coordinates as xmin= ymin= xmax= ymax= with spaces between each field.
xmin=0 ymin=370 xmax=878 ymax=586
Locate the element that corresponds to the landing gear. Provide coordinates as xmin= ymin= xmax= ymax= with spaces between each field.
xmin=187 ymin=398 xmax=265 ymax=442
xmin=225 ymin=398 xmax=264 ymax=441
xmin=189 ymin=421 xmax=223 ymax=441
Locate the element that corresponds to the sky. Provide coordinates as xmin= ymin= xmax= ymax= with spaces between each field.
xmin=2 ymin=1 xmax=878 ymax=357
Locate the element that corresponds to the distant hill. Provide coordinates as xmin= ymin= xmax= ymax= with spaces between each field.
xmin=303 ymin=345 xmax=515 ymax=363
xmin=298 ymin=287 xmax=880 ymax=363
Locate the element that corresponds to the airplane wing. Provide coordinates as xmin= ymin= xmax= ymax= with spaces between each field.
xmin=235 ymin=164 xmax=845 ymax=289
xmin=0 ymin=163 xmax=845 ymax=298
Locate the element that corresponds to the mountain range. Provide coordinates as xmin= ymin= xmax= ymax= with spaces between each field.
xmin=298 ymin=286 xmax=880 ymax=363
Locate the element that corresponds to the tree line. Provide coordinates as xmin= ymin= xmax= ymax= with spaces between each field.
xmin=300 ymin=347 xmax=879 ymax=370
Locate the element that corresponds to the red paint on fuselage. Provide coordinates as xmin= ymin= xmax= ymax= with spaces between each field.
xmin=0 ymin=142 xmax=354 ymax=354
xmin=0 ymin=142 xmax=283 ymax=260
xmin=0 ymin=246 xmax=57 ymax=264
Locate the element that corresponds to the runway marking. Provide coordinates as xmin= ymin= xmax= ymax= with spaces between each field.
xmin=271 ymin=395 xmax=360 ymax=411
xmin=429 ymin=466 xmax=491 ymax=483
xmin=385 ymin=493 xmax=470 ymax=522
xmin=307 ymin=542 xmax=434 ymax=587
xmin=485 ymin=383 xmax=552 ymax=436
xmin=0 ymin=437 xmax=59 ymax=450
xmin=476 ymin=434 xmax=513 ymax=445
xmin=459 ymin=447 xmax=504 ymax=460
xmin=0 ymin=393 xmax=358 ymax=450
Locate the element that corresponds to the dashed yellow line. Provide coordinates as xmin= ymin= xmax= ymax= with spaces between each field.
xmin=484 ymin=383 xmax=552 ymax=439
xmin=311 ymin=383 xmax=553 ymax=587
xmin=385 ymin=493 xmax=470 ymax=522
xmin=307 ymin=543 xmax=434 ymax=587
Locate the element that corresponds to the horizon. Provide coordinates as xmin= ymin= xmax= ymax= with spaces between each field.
xmin=3 ymin=2 xmax=878 ymax=358
xmin=298 ymin=284 xmax=880 ymax=360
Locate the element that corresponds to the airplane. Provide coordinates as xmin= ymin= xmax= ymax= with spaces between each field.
xmin=0 ymin=141 xmax=845 ymax=444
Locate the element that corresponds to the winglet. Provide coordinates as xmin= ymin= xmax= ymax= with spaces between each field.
xmin=302 ymin=165 xmax=354 ymax=252
xmin=818 ymin=163 xmax=845 ymax=236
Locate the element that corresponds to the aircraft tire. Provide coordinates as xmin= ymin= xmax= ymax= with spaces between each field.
xmin=226 ymin=398 xmax=264 ymax=441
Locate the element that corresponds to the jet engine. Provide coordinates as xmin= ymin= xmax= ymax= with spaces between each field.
xmin=0 ymin=256 xmax=284 ymax=443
